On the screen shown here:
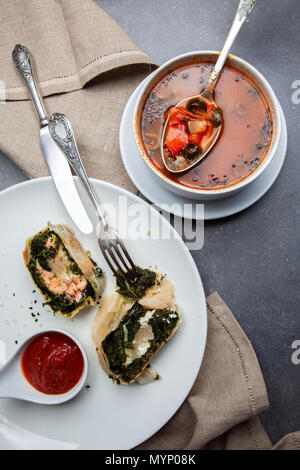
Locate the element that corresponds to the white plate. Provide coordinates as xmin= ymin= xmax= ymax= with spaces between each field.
xmin=0 ymin=177 xmax=207 ymax=450
xmin=120 ymin=77 xmax=288 ymax=220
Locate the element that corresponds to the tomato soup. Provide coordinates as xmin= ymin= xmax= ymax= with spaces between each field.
xmin=22 ymin=332 xmax=84 ymax=395
xmin=141 ymin=61 xmax=273 ymax=190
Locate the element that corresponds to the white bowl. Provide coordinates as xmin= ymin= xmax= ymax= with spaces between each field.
xmin=134 ymin=51 xmax=282 ymax=201
xmin=0 ymin=329 xmax=88 ymax=405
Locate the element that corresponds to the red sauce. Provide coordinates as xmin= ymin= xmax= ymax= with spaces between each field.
xmin=21 ymin=332 xmax=84 ymax=395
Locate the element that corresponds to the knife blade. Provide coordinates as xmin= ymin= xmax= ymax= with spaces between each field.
xmin=12 ymin=44 xmax=93 ymax=235
xmin=40 ymin=125 xmax=93 ymax=234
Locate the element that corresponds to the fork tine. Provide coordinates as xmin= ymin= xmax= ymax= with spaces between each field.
xmin=98 ymin=222 xmax=136 ymax=277
xmin=115 ymin=240 xmax=136 ymax=270
xmin=114 ymin=243 xmax=135 ymax=271
xmin=101 ymin=249 xmax=118 ymax=277
xmin=106 ymin=246 xmax=126 ymax=275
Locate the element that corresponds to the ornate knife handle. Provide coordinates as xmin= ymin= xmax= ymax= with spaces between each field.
xmin=49 ymin=113 xmax=107 ymax=226
xmin=12 ymin=44 xmax=49 ymax=127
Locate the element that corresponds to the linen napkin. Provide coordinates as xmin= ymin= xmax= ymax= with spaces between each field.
xmin=138 ymin=292 xmax=299 ymax=450
xmin=0 ymin=0 xmax=156 ymax=193
xmin=0 ymin=0 xmax=299 ymax=451
xmin=0 ymin=415 xmax=79 ymax=450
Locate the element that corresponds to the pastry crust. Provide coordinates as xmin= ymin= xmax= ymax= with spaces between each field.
xmin=92 ymin=293 xmax=134 ymax=380
xmin=92 ymin=278 xmax=179 ymax=384
xmin=139 ymin=278 xmax=175 ymax=310
xmin=47 ymin=223 xmax=105 ymax=299
xmin=24 ymin=222 xmax=105 ymax=318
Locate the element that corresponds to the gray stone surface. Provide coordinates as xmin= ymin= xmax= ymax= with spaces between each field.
xmin=97 ymin=0 xmax=300 ymax=445
xmin=0 ymin=0 xmax=299 ymax=446
xmin=0 ymin=152 xmax=27 ymax=191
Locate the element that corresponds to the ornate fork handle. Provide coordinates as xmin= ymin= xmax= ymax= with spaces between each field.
xmin=49 ymin=113 xmax=136 ymax=276
xmin=49 ymin=113 xmax=108 ymax=229
xmin=12 ymin=44 xmax=49 ymax=127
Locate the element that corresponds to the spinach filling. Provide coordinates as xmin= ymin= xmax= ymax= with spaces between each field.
xmin=102 ymin=302 xmax=179 ymax=383
xmin=115 ymin=266 xmax=157 ymax=299
xmin=30 ymin=229 xmax=58 ymax=271
xmin=91 ymin=258 xmax=103 ymax=279
xmin=28 ymin=229 xmax=100 ymax=315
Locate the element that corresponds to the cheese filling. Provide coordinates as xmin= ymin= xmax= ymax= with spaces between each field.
xmin=101 ymin=300 xmax=180 ymax=384
xmin=125 ymin=325 xmax=154 ymax=366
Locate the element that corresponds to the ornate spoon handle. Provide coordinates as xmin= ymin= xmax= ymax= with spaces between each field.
xmin=49 ymin=113 xmax=108 ymax=228
xmin=205 ymin=0 xmax=259 ymax=95
xmin=12 ymin=44 xmax=49 ymax=127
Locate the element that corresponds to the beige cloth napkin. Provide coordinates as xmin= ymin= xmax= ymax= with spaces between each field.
xmin=0 ymin=0 xmax=156 ymax=193
xmin=0 ymin=0 xmax=299 ymax=451
xmin=138 ymin=292 xmax=300 ymax=450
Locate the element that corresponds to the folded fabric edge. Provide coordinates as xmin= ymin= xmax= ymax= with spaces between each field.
xmin=272 ymin=431 xmax=300 ymax=450
xmin=206 ymin=291 xmax=270 ymax=418
xmin=3 ymin=51 xmax=156 ymax=101
xmin=247 ymin=416 xmax=273 ymax=450
xmin=202 ymin=417 xmax=272 ymax=450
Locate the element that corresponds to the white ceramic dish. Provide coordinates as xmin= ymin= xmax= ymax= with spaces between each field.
xmin=133 ymin=51 xmax=282 ymax=201
xmin=0 ymin=177 xmax=207 ymax=450
xmin=0 ymin=329 xmax=88 ymax=405
xmin=121 ymin=76 xmax=287 ymax=220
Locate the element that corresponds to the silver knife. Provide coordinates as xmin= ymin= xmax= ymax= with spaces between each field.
xmin=12 ymin=44 xmax=93 ymax=235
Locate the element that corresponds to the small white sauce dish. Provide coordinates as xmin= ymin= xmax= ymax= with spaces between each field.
xmin=134 ymin=51 xmax=282 ymax=201
xmin=0 ymin=329 xmax=88 ymax=405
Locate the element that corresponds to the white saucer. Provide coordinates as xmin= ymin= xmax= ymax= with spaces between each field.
xmin=120 ymin=77 xmax=287 ymax=220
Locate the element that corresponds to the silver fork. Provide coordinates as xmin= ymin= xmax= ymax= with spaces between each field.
xmin=48 ymin=112 xmax=136 ymax=278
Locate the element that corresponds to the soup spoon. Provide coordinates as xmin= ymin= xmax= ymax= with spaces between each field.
xmin=0 ymin=329 xmax=88 ymax=405
xmin=161 ymin=0 xmax=259 ymax=174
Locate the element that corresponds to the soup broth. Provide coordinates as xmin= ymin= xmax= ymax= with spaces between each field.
xmin=141 ymin=62 xmax=273 ymax=190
